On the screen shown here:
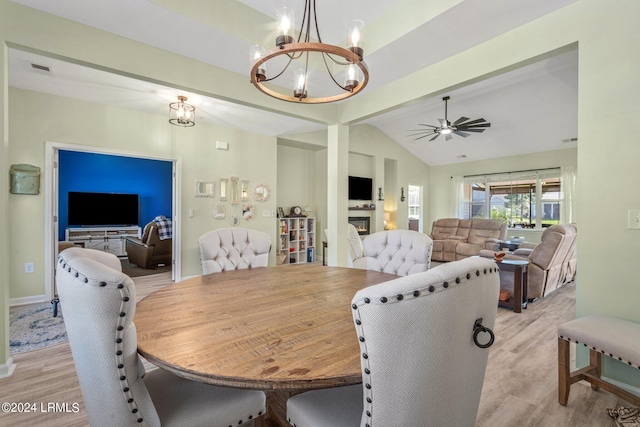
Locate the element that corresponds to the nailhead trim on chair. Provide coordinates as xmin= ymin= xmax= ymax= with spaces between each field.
xmin=351 ymin=266 xmax=499 ymax=424
xmin=58 ymin=255 xmax=145 ymax=424
xmin=558 ymin=335 xmax=640 ymax=369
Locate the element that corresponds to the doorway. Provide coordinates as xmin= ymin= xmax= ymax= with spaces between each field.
xmin=44 ymin=141 xmax=181 ymax=301
xmin=408 ymin=185 xmax=423 ymax=232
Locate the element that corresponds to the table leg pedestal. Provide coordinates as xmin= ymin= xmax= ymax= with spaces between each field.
xmin=261 ymin=390 xmax=305 ymax=427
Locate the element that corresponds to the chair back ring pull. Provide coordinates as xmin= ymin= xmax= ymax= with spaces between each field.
xmin=473 ymin=318 xmax=495 ymax=349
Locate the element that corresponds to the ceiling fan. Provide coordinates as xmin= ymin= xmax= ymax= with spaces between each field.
xmin=408 ymin=96 xmax=490 ymax=141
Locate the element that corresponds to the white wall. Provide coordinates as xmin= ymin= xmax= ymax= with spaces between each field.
xmin=276 ymin=145 xmax=318 ymax=216
xmin=279 ymin=124 xmax=430 ymax=239
xmin=8 ymin=88 xmax=278 ymax=300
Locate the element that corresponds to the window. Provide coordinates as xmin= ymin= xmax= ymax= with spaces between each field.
xmin=460 ymin=169 xmax=561 ymax=229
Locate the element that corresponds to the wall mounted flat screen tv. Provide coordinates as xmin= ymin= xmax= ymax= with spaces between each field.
xmin=68 ymin=192 xmax=139 ymax=226
xmin=348 ymin=176 xmax=373 ymax=201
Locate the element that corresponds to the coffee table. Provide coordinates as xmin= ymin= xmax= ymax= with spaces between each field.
xmin=497 ymin=259 xmax=528 ymax=313
xmin=501 ymin=240 xmax=522 ymax=252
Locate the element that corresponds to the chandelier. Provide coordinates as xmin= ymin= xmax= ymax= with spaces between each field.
xmin=169 ymin=96 xmax=195 ymax=127
xmin=249 ymin=0 xmax=369 ymax=104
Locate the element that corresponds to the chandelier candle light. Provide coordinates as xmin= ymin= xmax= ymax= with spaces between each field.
xmin=169 ymin=95 xmax=195 ymax=127
xmin=250 ymin=0 xmax=369 ymax=103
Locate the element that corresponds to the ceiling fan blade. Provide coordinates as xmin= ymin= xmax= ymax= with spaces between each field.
xmin=458 ymin=118 xmax=489 ymax=126
xmin=417 ymin=123 xmax=439 ymax=128
xmin=453 ymin=131 xmax=470 ymax=138
xmin=445 ymin=133 xmax=452 ymax=141
xmin=407 ymin=129 xmax=436 ymax=133
xmin=458 ymin=123 xmax=491 ymax=130
xmin=408 ymin=132 xmax=434 ymax=139
xmin=453 ymin=116 xmax=469 ymax=126
xmin=456 ymin=128 xmax=486 ymax=133
xmin=429 ymin=133 xmax=440 ymax=141
xmin=413 ymin=133 xmax=436 ymax=141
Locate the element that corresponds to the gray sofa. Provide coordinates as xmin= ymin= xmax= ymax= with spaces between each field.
xmin=429 ymin=218 xmax=507 ymax=262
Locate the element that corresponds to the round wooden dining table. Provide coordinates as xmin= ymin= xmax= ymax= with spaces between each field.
xmin=135 ymin=264 xmax=398 ymax=427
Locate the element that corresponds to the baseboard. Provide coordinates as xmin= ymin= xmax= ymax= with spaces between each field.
xmin=0 ymin=357 xmax=16 ymax=379
xmin=9 ymin=294 xmax=47 ymax=307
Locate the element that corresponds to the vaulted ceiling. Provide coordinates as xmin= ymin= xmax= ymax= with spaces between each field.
xmin=8 ymin=0 xmax=578 ymax=165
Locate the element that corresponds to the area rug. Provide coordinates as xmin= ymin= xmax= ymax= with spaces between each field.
xmin=609 ymin=407 xmax=640 ymax=426
xmin=10 ymin=302 xmax=67 ymax=354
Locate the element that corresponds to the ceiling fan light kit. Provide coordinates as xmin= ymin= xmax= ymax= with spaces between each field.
xmin=409 ymin=96 xmax=490 ymax=141
xmin=249 ymin=0 xmax=369 ymax=104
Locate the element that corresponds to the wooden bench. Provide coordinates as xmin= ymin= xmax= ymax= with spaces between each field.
xmin=558 ymin=315 xmax=640 ymax=406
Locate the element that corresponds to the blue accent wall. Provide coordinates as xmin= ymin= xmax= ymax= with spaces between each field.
xmin=58 ymin=150 xmax=172 ymax=239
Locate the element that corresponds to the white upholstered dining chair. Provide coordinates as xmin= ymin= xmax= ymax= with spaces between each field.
xmin=286 ymin=257 xmax=500 ymax=427
xmin=352 ymin=229 xmax=433 ymax=276
xmin=347 ymin=223 xmax=364 ymax=267
xmin=198 ymin=228 xmax=271 ymax=275
xmin=56 ymin=247 xmax=266 ymax=427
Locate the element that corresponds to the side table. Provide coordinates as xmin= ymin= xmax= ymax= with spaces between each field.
xmin=497 ymin=259 xmax=528 ymax=313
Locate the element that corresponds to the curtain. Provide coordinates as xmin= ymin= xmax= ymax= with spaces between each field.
xmin=450 ymin=175 xmax=463 ymax=217
xmin=560 ymin=165 xmax=576 ymax=224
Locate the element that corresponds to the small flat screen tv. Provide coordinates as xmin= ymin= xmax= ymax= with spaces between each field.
xmin=68 ymin=192 xmax=139 ymax=226
xmin=348 ymin=176 xmax=373 ymax=201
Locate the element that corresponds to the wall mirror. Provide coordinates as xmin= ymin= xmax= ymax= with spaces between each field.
xmin=242 ymin=204 xmax=254 ymax=220
xmin=230 ymin=215 xmax=240 ymax=226
xmin=213 ymin=203 xmax=226 ymax=219
xmin=219 ymin=178 xmax=228 ymax=201
xmin=254 ymin=182 xmax=271 ymax=202
xmin=195 ymin=180 xmax=215 ymax=197
xmin=230 ymin=176 xmax=239 ymax=205
xmin=241 ymin=180 xmax=250 ymax=202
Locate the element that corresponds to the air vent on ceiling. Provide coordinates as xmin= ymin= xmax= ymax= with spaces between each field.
xmin=30 ymin=63 xmax=52 ymax=74
xmin=562 ymin=137 xmax=578 ymax=143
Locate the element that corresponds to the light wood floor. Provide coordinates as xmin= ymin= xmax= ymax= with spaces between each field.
xmin=0 ymin=274 xmax=634 ymax=427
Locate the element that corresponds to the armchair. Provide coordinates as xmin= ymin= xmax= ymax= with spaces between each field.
xmin=352 ymin=229 xmax=432 ymax=276
xmin=125 ymin=221 xmax=172 ymax=269
xmin=56 ymin=247 xmax=266 ymax=426
xmin=481 ymin=224 xmax=577 ymax=298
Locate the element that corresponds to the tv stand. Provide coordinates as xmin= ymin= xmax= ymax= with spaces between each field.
xmin=65 ymin=226 xmax=141 ymax=257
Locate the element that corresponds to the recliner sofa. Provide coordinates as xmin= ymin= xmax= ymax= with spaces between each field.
xmin=429 ymin=218 xmax=507 ymax=262
xmin=480 ymin=224 xmax=577 ymax=299
xmin=125 ymin=221 xmax=172 ymax=269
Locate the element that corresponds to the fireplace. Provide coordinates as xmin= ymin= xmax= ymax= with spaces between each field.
xmin=349 ymin=217 xmax=371 ymax=235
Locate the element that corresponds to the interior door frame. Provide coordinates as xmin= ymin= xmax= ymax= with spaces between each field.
xmin=44 ymin=141 xmax=181 ymax=300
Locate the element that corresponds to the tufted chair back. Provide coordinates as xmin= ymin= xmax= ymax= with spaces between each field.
xmin=353 ymin=229 xmax=433 ymax=276
xmin=199 ymin=228 xmax=271 ymax=275
xmin=56 ymin=247 xmax=161 ymax=426
xmin=286 ymin=257 xmax=500 ymax=426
